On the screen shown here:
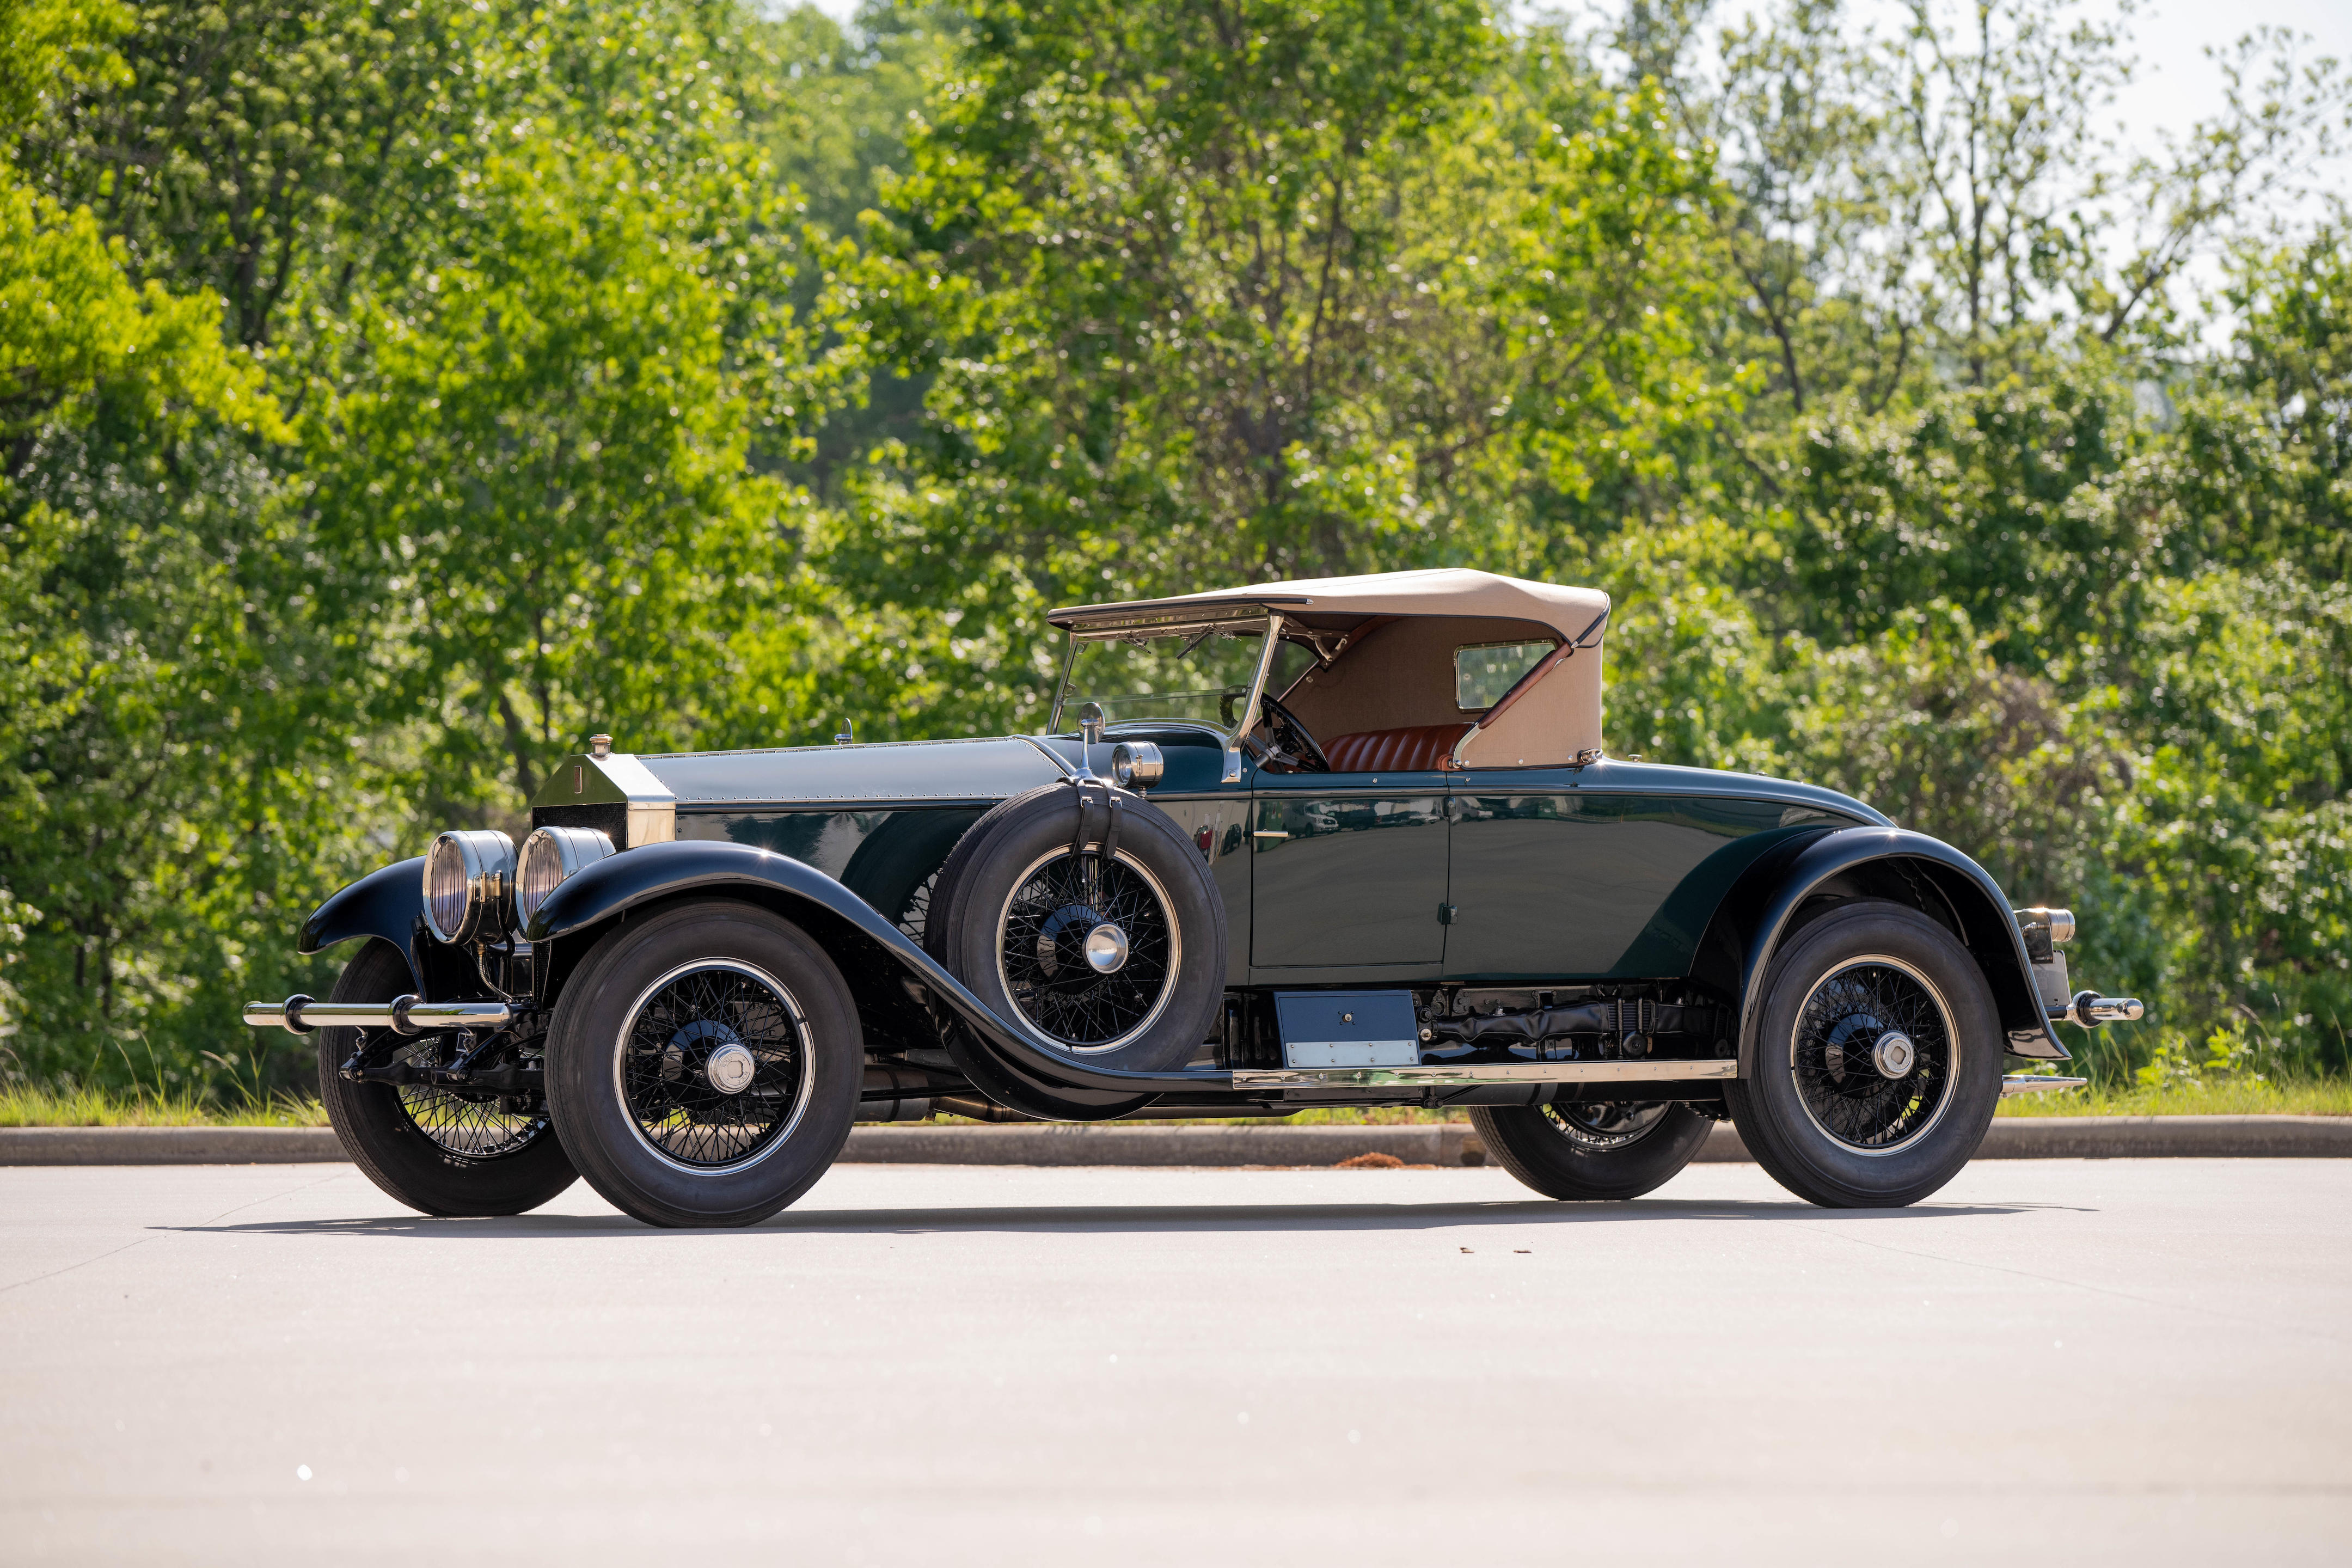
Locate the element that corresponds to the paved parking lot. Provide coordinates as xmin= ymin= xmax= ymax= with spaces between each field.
xmin=3 ymin=1157 xmax=2348 ymax=1565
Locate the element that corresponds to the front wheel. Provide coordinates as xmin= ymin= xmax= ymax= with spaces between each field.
xmin=315 ymin=939 xmax=579 ymax=1217
xmin=1471 ymin=1100 xmax=1715 ymax=1200
xmin=1726 ymin=899 xmax=2003 ymax=1208
xmin=544 ymin=902 xmax=861 ymax=1228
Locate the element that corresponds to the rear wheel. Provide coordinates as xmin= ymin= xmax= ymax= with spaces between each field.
xmin=1471 ymin=1100 xmax=1714 ymax=1200
xmin=545 ymin=902 xmax=860 ymax=1228
xmin=1726 ymin=900 xmax=2002 ymax=1208
xmin=315 ymin=939 xmax=578 ymax=1217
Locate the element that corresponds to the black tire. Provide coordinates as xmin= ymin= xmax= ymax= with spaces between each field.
xmin=1471 ymin=1101 xmax=1714 ymax=1200
xmin=1726 ymin=900 xmax=2003 ymax=1208
xmin=315 ymin=939 xmax=579 ymax=1217
xmin=544 ymin=901 xmax=860 ymax=1228
xmin=926 ymin=782 xmax=1226 ymax=1073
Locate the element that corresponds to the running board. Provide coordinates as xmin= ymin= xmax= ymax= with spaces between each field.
xmin=1230 ymin=1059 xmax=1738 ymax=1090
xmin=2001 ymin=1074 xmax=2089 ymax=1097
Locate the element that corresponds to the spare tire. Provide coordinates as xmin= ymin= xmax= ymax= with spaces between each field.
xmin=925 ymin=781 xmax=1226 ymax=1073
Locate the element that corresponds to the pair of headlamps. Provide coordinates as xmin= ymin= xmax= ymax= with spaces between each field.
xmin=421 ymin=825 xmax=614 ymax=944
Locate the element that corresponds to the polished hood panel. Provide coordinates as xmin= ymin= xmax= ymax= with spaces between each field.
xmin=638 ymin=736 xmax=1065 ymax=807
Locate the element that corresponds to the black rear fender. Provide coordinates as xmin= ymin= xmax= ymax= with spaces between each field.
xmin=1698 ymin=827 xmax=2066 ymax=1069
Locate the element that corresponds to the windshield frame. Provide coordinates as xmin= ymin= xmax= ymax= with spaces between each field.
xmin=1048 ymin=611 xmax=1289 ymax=783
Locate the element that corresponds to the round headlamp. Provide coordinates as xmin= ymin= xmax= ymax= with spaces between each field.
xmin=421 ymin=829 xmax=517 ymax=945
xmin=514 ymin=825 xmax=616 ymax=929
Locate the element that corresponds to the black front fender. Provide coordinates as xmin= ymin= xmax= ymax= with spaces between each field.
xmin=298 ymin=857 xmax=427 ymax=989
xmin=1729 ymin=827 xmax=2067 ymax=1070
xmin=525 ymin=839 xmax=1228 ymax=1106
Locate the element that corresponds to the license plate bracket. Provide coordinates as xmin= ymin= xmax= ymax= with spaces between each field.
xmin=1274 ymin=990 xmax=1420 ymax=1069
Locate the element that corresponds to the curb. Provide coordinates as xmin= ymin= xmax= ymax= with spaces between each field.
xmin=2 ymin=1114 xmax=2347 ymax=1167
xmin=0 ymin=1126 xmax=346 ymax=1165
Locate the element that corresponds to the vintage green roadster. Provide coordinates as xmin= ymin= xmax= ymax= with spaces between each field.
xmin=244 ymin=569 xmax=2141 ymax=1226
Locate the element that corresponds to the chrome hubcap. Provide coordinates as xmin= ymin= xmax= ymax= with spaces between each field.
xmin=1083 ymin=923 xmax=1130 ymax=974
xmin=1872 ymin=1030 xmax=1916 ymax=1078
xmin=705 ymin=1041 xmax=757 ymax=1095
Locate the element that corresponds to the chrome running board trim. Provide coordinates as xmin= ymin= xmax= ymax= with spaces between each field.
xmin=1230 ymin=1058 xmax=1738 ymax=1089
xmin=2001 ymin=1074 xmax=2089 ymax=1097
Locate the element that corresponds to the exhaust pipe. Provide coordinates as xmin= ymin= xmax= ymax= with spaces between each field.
xmin=242 ymin=994 xmax=516 ymax=1036
xmin=857 ymin=1065 xmax=936 ymax=1123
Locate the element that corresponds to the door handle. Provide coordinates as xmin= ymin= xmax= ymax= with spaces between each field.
xmin=1252 ymin=830 xmax=1289 ymax=839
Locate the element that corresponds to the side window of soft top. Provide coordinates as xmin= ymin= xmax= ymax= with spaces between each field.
xmin=1454 ymin=641 xmax=1553 ymax=711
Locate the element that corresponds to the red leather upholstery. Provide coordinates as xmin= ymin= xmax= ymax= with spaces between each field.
xmin=1321 ymin=723 xmax=1473 ymax=773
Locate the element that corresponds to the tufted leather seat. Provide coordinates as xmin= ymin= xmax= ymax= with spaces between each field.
xmin=1320 ymin=722 xmax=1474 ymax=773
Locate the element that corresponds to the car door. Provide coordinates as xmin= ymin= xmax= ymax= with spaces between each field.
xmin=1443 ymin=768 xmax=1843 ymax=982
xmin=1248 ymin=763 xmax=1450 ymax=977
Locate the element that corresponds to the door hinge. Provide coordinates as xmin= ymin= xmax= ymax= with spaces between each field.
xmin=1437 ymin=903 xmax=1456 ymax=925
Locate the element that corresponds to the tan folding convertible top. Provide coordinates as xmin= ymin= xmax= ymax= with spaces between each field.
xmin=1051 ymin=568 xmax=1611 ymax=768
xmin=1049 ymin=567 xmax=1609 ymax=642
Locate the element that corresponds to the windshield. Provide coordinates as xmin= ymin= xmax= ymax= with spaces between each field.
xmin=1052 ymin=624 xmax=1316 ymax=732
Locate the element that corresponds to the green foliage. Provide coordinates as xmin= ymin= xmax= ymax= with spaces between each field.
xmin=2 ymin=0 xmax=2348 ymax=1095
xmin=825 ymin=1 xmax=1727 ymax=740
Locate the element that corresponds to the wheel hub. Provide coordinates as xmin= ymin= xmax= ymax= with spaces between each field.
xmin=1083 ymin=922 xmax=1130 ymax=974
xmin=1871 ymin=1030 xmax=1916 ymax=1078
xmin=704 ymin=1040 xmax=757 ymax=1095
xmin=1790 ymin=957 xmax=1956 ymax=1154
xmin=620 ymin=959 xmax=810 ymax=1172
xmin=998 ymin=847 xmax=1179 ymax=1052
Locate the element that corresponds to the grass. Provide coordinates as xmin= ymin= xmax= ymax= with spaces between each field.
xmin=0 ymin=1085 xmax=330 ymax=1129
xmin=1994 ymin=1076 xmax=2352 ymax=1118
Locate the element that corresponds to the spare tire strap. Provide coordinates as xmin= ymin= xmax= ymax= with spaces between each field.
xmin=1068 ymin=780 xmax=1094 ymax=864
xmin=1065 ymin=780 xmax=1125 ymax=886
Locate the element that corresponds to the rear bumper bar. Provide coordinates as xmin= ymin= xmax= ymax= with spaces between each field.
xmin=2051 ymin=993 xmax=2145 ymax=1027
xmin=242 ymin=994 xmax=516 ymax=1036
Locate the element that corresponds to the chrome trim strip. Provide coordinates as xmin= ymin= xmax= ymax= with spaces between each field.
xmin=1230 ymin=1058 xmax=1738 ymax=1089
xmin=1016 ymin=733 xmax=1080 ymax=781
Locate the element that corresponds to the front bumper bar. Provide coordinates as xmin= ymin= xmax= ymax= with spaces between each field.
xmin=242 ymin=994 xmax=516 ymax=1036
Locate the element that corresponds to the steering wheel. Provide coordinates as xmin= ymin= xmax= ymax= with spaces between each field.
xmin=1257 ymin=691 xmax=1332 ymax=774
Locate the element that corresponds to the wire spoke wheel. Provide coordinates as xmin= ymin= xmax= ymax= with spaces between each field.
xmin=1790 ymin=955 xmax=1957 ymax=1154
xmin=996 ymin=847 xmax=1178 ymax=1052
xmin=385 ymin=1031 xmax=547 ymax=1159
xmin=1540 ymin=1099 xmax=1671 ymax=1152
xmin=617 ymin=960 xmax=812 ymax=1172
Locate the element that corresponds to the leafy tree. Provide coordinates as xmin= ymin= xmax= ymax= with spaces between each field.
xmin=0 ymin=0 xmax=335 ymax=1082
xmin=824 ymin=0 xmax=1724 ymax=740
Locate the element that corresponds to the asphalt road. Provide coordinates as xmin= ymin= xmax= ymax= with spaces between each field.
xmin=3 ymin=1158 xmax=2348 ymax=1566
